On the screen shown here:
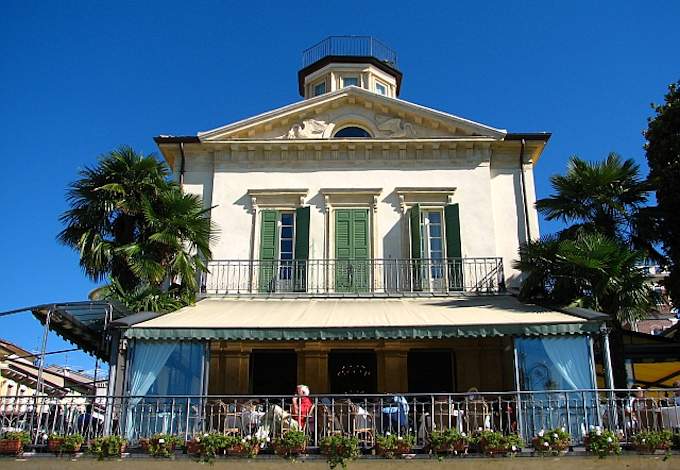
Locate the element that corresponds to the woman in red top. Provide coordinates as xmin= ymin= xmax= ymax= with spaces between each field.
xmin=292 ymin=384 xmax=313 ymax=429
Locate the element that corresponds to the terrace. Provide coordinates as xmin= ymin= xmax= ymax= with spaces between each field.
xmin=0 ymin=389 xmax=679 ymax=454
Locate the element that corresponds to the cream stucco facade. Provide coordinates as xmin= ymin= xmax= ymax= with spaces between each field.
xmin=157 ymin=85 xmax=547 ymax=287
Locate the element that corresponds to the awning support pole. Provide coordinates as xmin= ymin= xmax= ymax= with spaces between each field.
xmin=32 ymin=305 xmax=53 ymax=445
xmin=512 ymin=337 xmax=525 ymax=441
xmin=601 ymin=325 xmax=617 ymax=428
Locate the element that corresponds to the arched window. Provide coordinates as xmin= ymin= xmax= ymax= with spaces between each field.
xmin=333 ymin=126 xmax=372 ymax=138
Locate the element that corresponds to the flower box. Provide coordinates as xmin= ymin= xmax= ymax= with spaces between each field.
xmin=228 ymin=443 xmax=260 ymax=457
xmin=0 ymin=439 xmax=23 ymax=455
xmin=48 ymin=438 xmax=64 ymax=454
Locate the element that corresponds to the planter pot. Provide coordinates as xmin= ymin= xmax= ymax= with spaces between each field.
xmin=376 ymin=443 xmax=412 ymax=457
xmin=139 ymin=439 xmax=150 ymax=452
xmin=48 ymin=439 xmax=64 ymax=454
xmin=275 ymin=444 xmax=306 ymax=457
xmin=0 ymin=439 xmax=23 ymax=455
xmin=186 ymin=441 xmax=202 ymax=455
xmin=228 ymin=444 xmax=260 ymax=457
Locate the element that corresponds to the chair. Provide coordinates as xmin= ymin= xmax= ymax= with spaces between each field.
xmin=348 ymin=402 xmax=374 ymax=447
xmin=464 ymin=400 xmax=491 ymax=431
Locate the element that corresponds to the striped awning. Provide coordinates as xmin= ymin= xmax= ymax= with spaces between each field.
xmin=123 ymin=295 xmax=604 ymax=341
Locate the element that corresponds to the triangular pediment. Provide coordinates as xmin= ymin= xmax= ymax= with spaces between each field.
xmin=197 ymin=86 xmax=507 ymax=141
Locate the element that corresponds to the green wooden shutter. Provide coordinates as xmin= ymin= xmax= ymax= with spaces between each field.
xmin=409 ymin=204 xmax=421 ymax=259
xmin=335 ymin=209 xmax=369 ymax=292
xmin=409 ymin=205 xmax=423 ymax=291
xmin=294 ymin=206 xmax=310 ymax=292
xmin=259 ymin=210 xmax=278 ymax=292
xmin=444 ymin=204 xmax=462 ymax=258
xmin=351 ymin=209 xmax=370 ymax=291
xmin=444 ymin=204 xmax=463 ymax=290
xmin=294 ymin=207 xmax=310 ymax=261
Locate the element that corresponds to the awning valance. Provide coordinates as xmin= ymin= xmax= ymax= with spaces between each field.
xmin=123 ymin=295 xmax=603 ymax=341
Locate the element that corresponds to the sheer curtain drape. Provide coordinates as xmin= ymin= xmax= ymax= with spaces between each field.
xmin=541 ymin=337 xmax=593 ymax=390
xmin=125 ymin=342 xmax=178 ymax=438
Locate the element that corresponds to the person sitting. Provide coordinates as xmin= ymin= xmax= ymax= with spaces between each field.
xmin=292 ymin=384 xmax=313 ymax=429
xmin=382 ymin=395 xmax=409 ymax=432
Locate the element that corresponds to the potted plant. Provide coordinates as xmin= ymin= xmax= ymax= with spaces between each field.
xmin=475 ymin=430 xmax=522 ymax=456
xmin=532 ymin=427 xmax=571 ymax=455
xmin=429 ymin=429 xmax=469 ymax=455
xmin=632 ymin=430 xmax=673 ymax=455
xmin=47 ymin=434 xmax=65 ymax=454
xmin=584 ymin=428 xmax=621 ymax=458
xmin=227 ymin=435 xmax=263 ymax=458
xmin=273 ymin=430 xmax=308 ymax=458
xmin=144 ymin=433 xmax=182 ymax=458
xmin=88 ymin=435 xmax=127 ymax=460
xmin=320 ymin=435 xmax=360 ymax=469
xmin=375 ymin=433 xmax=415 ymax=458
xmin=0 ymin=431 xmax=30 ymax=455
xmin=188 ymin=433 xmax=228 ymax=463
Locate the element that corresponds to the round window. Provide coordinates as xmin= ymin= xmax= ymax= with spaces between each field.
xmin=333 ymin=126 xmax=371 ymax=138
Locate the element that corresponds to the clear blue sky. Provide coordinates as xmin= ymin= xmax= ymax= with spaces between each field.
xmin=1 ymin=1 xmax=678 ymax=372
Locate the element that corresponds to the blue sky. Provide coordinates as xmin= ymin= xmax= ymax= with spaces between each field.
xmin=1 ymin=1 xmax=678 ymax=372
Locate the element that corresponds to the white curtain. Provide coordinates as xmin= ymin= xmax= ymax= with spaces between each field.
xmin=125 ymin=341 xmax=178 ymax=437
xmin=541 ymin=337 xmax=593 ymax=390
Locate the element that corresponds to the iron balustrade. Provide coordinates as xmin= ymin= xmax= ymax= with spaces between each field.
xmin=200 ymin=257 xmax=505 ymax=297
xmin=302 ymin=36 xmax=398 ymax=68
xmin=3 ymin=389 xmax=679 ymax=450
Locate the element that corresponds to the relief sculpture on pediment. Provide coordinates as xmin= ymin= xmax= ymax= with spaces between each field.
xmin=375 ymin=115 xmax=416 ymax=138
xmin=284 ymin=119 xmax=334 ymax=139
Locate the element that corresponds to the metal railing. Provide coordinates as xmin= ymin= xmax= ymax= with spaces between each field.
xmin=200 ymin=257 xmax=504 ymax=297
xmin=302 ymin=36 xmax=398 ymax=68
xmin=3 ymin=390 xmax=679 ymax=450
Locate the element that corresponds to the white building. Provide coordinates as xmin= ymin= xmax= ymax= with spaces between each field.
xmin=116 ymin=39 xmax=607 ymax=433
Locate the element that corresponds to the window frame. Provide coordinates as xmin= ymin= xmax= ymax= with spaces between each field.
xmin=341 ymin=76 xmax=359 ymax=88
xmin=313 ymin=80 xmax=327 ymax=96
xmin=375 ymin=80 xmax=387 ymax=95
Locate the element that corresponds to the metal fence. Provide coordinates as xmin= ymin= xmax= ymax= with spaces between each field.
xmin=302 ymin=36 xmax=398 ymax=68
xmin=201 ymin=258 xmax=504 ymax=297
xmin=3 ymin=390 xmax=679 ymax=449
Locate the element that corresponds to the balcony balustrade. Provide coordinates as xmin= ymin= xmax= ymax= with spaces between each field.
xmin=2 ymin=389 xmax=679 ymax=450
xmin=301 ymin=35 xmax=398 ymax=68
xmin=200 ymin=257 xmax=505 ymax=297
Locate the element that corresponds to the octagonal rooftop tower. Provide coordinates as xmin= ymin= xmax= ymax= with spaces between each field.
xmin=298 ymin=36 xmax=402 ymax=99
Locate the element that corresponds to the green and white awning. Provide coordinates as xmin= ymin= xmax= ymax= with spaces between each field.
xmin=123 ymin=295 xmax=604 ymax=341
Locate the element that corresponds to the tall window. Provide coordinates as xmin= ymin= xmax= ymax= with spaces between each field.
xmin=420 ymin=210 xmax=444 ymax=278
xmin=278 ymin=212 xmax=295 ymax=279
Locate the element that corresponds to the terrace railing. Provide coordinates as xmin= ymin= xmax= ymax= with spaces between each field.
xmin=200 ymin=257 xmax=505 ymax=297
xmin=302 ymin=36 xmax=398 ymax=68
xmin=3 ymin=389 xmax=679 ymax=450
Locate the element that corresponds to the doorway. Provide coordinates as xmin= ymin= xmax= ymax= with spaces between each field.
xmin=329 ymin=350 xmax=377 ymax=394
xmin=408 ymin=350 xmax=455 ymax=393
xmin=250 ymin=350 xmax=297 ymax=394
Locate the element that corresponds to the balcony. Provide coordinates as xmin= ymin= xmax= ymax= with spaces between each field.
xmin=200 ymin=258 xmax=504 ymax=297
xmin=301 ymin=36 xmax=398 ymax=68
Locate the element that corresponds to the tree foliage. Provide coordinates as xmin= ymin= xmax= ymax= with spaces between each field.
xmin=59 ymin=146 xmax=216 ymax=312
xmin=515 ymin=232 xmax=654 ymax=326
xmin=644 ymin=80 xmax=680 ymax=306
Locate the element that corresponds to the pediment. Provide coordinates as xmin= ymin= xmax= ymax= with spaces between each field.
xmin=198 ymin=87 xmax=506 ymax=141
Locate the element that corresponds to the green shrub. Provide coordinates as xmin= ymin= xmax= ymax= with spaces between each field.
xmin=429 ymin=428 xmax=469 ymax=455
xmin=584 ymin=429 xmax=621 ymax=458
xmin=146 ymin=433 xmax=183 ymax=458
xmin=320 ymin=435 xmax=360 ymax=469
xmin=375 ymin=433 xmax=415 ymax=458
xmin=273 ymin=430 xmax=307 ymax=457
xmin=2 ymin=431 xmax=30 ymax=446
xmin=632 ymin=430 xmax=673 ymax=454
xmin=532 ymin=427 xmax=571 ymax=455
xmin=89 ymin=435 xmax=127 ymax=460
xmin=474 ymin=430 xmax=523 ymax=455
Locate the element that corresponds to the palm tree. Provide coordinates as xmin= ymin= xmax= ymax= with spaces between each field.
xmin=59 ymin=146 xmax=216 ymax=310
xmin=516 ymin=153 xmax=657 ymax=388
xmin=536 ymin=153 xmax=650 ymax=245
